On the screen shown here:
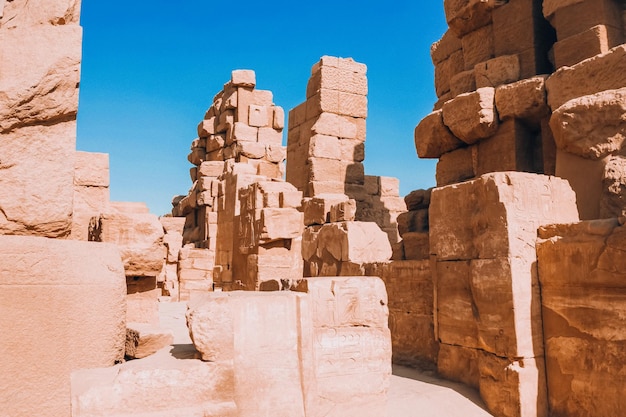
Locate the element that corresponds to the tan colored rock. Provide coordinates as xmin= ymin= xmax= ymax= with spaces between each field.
xmin=475 ymin=119 xmax=537 ymax=176
xmin=125 ymin=323 xmax=174 ymax=359
xmin=308 ymin=63 xmax=368 ymax=96
xmin=549 ymin=87 xmax=626 ymax=160
xmin=601 ymin=156 xmax=626 ymax=218
xmin=311 ymin=112 xmax=358 ymax=139
xmin=438 ymin=343 xmax=480 ymax=389
xmin=0 ymin=25 xmax=82 ymax=132
xmin=91 ymin=211 xmax=166 ymax=277
xmin=329 ymin=199 xmax=357 ymax=222
xmin=436 ymin=146 xmax=476 ymax=186
xmin=0 ymin=236 xmax=126 ymax=417
xmin=414 ymin=109 xmax=465 ymax=158
xmin=404 ymin=188 xmax=432 ymax=211
xmin=72 ymin=358 xmax=236 ymax=417
xmin=434 ymin=49 xmax=465 ymax=97
xmin=545 ymin=45 xmax=626 ymax=110
xmin=549 ymin=0 xmax=623 ymax=41
xmin=431 ymin=29 xmax=463 ymax=64
xmin=0 ymin=0 xmax=80 ymax=27
xmin=316 ymin=221 xmax=392 ymax=263
xmin=450 ymin=69 xmax=477 ymax=97
xmin=0 ymin=121 xmax=76 ymax=237
xmin=444 ymin=0 xmax=496 ymax=37
xmin=553 ymin=25 xmax=624 ymax=68
xmin=302 ymin=193 xmax=350 ymax=225
xmin=397 ymin=209 xmax=429 ymax=236
xmin=231 ymin=69 xmax=256 ymax=88
xmin=442 ymin=87 xmax=499 ymax=144
xmin=74 ymin=151 xmax=110 ymax=187
xmin=402 ymin=232 xmax=430 ymax=260
xmin=461 ymin=24 xmax=494 ymax=70
xmin=430 ymin=172 xmax=579 ymax=261
xmin=542 ymin=0 xmax=584 ymax=18
xmin=537 ymin=219 xmax=626 ymax=417
xmin=474 ymin=54 xmax=520 ymax=89
xmin=495 ymin=76 xmax=550 ymax=125
xmin=72 ymin=183 xmax=110 ymax=241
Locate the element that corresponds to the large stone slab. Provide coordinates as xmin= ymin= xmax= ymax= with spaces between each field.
xmin=0 ymin=236 xmax=126 ymax=417
xmin=0 ymin=0 xmax=81 ymax=27
xmin=430 ymin=172 xmax=579 ymax=261
xmin=537 ymin=219 xmax=626 ymax=417
xmin=442 ymin=87 xmax=499 ymax=144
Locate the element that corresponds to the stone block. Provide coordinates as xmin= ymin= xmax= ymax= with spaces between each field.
xmin=430 ymin=172 xmax=579 ymax=261
xmin=550 ymin=0 xmax=623 ymax=41
xmin=545 ymin=45 xmax=626 ymax=110
xmin=402 ymin=232 xmax=430 ymax=260
xmin=311 ymin=112 xmax=358 ymax=139
xmin=0 ymin=121 xmax=76 ymax=237
xmin=92 ymin=212 xmax=166 ymax=277
xmin=198 ymin=161 xmax=225 ymax=177
xmin=476 ymin=119 xmax=537 ymax=176
xmin=257 ymin=126 xmax=282 ymax=145
xmin=340 ymin=139 xmax=365 ymax=162
xmin=397 ymin=209 xmax=429 ymax=236
xmin=436 ymin=146 xmax=475 ymax=186
xmin=0 ymin=0 xmax=81 ymax=27
xmin=495 ymin=76 xmax=550 ymax=125
xmin=311 ymin=55 xmax=367 ymax=75
xmin=231 ymin=121 xmax=257 ymax=143
xmin=431 ymin=29 xmax=463 ymax=64
xmin=437 ymin=344 xmax=480 ymax=389
xmin=258 ymin=208 xmax=303 ymax=242
xmin=0 ymin=236 xmax=126 ymax=417
xmin=338 ymin=91 xmax=368 ymax=118
xmin=553 ymin=25 xmax=624 ymax=68
xmin=444 ymin=0 xmax=496 ymax=37
xmin=302 ymin=194 xmax=350 ymax=225
xmin=125 ymin=323 xmax=174 ymax=359
xmin=601 ymin=156 xmax=626 ymax=218
xmin=309 ymin=134 xmax=341 ymax=159
xmin=315 ymin=221 xmax=392 ymax=263
xmin=434 ymin=50 xmax=465 ymax=96
xmin=542 ymin=0 xmax=584 ymax=18
xmin=462 ymin=23 xmax=494 ymax=70
xmin=231 ymin=69 xmax=256 ymax=88
xmin=549 ymin=87 xmax=626 ymax=160
xmin=307 ymin=88 xmax=340 ymax=119
xmin=404 ymin=188 xmax=432 ymax=211
xmin=329 ymin=199 xmax=357 ymax=222
xmin=450 ymin=69 xmax=476 ymax=97
xmin=308 ymin=64 xmax=368 ymax=96
xmin=272 ymin=105 xmax=285 ymax=130
xmin=248 ymin=104 xmax=269 ymax=127
xmin=236 ymin=88 xmax=273 ymax=124
xmin=442 ymin=87 xmax=498 ymax=144
xmin=74 ymin=151 xmax=110 ymax=187
xmin=474 ymin=54 xmax=520 ymax=88
xmin=71 ymin=184 xmax=110 ymax=241
xmin=414 ymin=109 xmax=465 ymax=158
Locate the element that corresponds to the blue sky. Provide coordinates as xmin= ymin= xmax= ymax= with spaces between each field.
xmin=77 ymin=1 xmax=447 ymax=215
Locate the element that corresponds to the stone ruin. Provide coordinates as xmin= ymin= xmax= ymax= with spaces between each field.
xmin=1 ymin=0 xmax=626 ymax=416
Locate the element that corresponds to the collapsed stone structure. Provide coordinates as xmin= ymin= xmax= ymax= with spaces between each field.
xmin=2 ymin=0 xmax=626 ymax=416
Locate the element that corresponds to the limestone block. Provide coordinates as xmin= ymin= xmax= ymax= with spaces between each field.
xmin=437 ymin=344 xmax=480 ymax=389
xmin=125 ymin=323 xmax=174 ymax=359
xmin=74 ymin=151 xmax=110 ymax=187
xmin=307 ymin=64 xmax=368 ymax=96
xmin=258 ymin=208 xmax=303 ymax=242
xmin=545 ymin=45 xmax=626 ymax=110
xmin=303 ymin=193 xmax=350 ymax=225
xmin=0 ymin=236 xmax=126 ymax=417
xmin=402 ymin=232 xmax=430 ymax=260
xmin=436 ymin=146 xmax=476 ymax=186
xmin=537 ymin=219 xmax=626 ymax=417
xmin=549 ymin=87 xmax=626 ymax=160
xmin=601 ymin=156 xmax=626 ymax=218
xmin=492 ymin=0 xmax=544 ymax=56
xmin=442 ymin=87 xmax=498 ymax=144
xmin=450 ymin=69 xmax=476 ymax=97
xmin=311 ymin=112 xmax=358 ymax=139
xmin=257 ymin=126 xmax=282 ymax=145
xmin=93 ymin=212 xmax=166 ymax=277
xmin=397 ymin=209 xmax=429 ymax=236
xmin=198 ymin=161 xmax=225 ymax=177
xmin=338 ymin=91 xmax=368 ymax=118
xmin=404 ymin=188 xmax=432 ymax=211
xmin=431 ymin=29 xmax=463 ymax=65
xmin=462 ymin=24 xmax=494 ymax=70
xmin=248 ymin=104 xmax=269 ymax=127
xmin=550 ymin=0 xmax=623 ymax=41
xmin=553 ymin=25 xmax=624 ymax=68
xmin=231 ymin=69 xmax=256 ymax=88
xmin=316 ymin=221 xmax=392 ymax=263
xmin=0 ymin=121 xmax=76 ymax=237
xmin=198 ymin=117 xmax=216 ymax=137
xmin=495 ymin=76 xmax=550 ymax=125
xmin=474 ymin=55 xmax=520 ymax=89
xmin=414 ymin=109 xmax=465 ymax=158
xmin=476 ymin=119 xmax=537 ymax=176
xmin=329 ymin=199 xmax=357 ymax=222
xmin=0 ymin=0 xmax=81 ymax=27
xmin=187 ymin=292 xmax=308 ymax=417
xmin=444 ymin=0 xmax=496 ymax=37
xmin=236 ymin=89 xmax=272 ymax=125
xmin=478 ymin=352 xmax=548 ymax=417
xmin=71 ymin=359 xmax=236 ymax=417
xmin=0 ymin=25 xmax=81 ymax=132
xmin=430 ymin=172 xmax=579 ymax=261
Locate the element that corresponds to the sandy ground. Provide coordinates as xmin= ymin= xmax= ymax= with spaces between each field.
xmin=159 ymin=301 xmax=493 ymax=417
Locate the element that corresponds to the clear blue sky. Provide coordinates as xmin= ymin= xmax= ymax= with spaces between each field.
xmin=77 ymin=1 xmax=447 ymax=215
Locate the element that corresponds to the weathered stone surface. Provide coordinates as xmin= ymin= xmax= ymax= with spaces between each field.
xmin=125 ymin=323 xmax=174 ymax=359
xmin=444 ymin=0 xmax=496 ymax=37
xmin=303 ymin=193 xmax=350 ymax=225
xmin=537 ymin=219 xmax=626 ymax=417
xmin=430 ymin=172 xmax=579 ymax=261
xmin=0 ymin=236 xmax=126 ymax=417
xmin=92 ymin=212 xmax=166 ymax=277
xmin=438 ymin=343 xmax=480 ymax=389
xmin=495 ymin=76 xmax=550 ymax=125
xmin=431 ymin=29 xmax=463 ymax=64
xmin=462 ymin=24 xmax=494 ymax=70
xmin=553 ymin=24 xmax=624 ymax=68
xmin=0 ymin=25 xmax=82 ymax=132
xmin=474 ymin=54 xmax=520 ymax=89
xmin=72 ymin=357 xmax=237 ymax=417
xmin=601 ymin=156 xmax=626 ymax=218
xmin=0 ymin=0 xmax=81 ymax=27
xmin=74 ymin=151 xmax=110 ymax=187
xmin=442 ymin=87 xmax=499 ymax=144
xmin=545 ymin=45 xmax=626 ymax=110
xmin=436 ymin=146 xmax=476 ymax=186
xmin=404 ymin=188 xmax=432 ymax=211
xmin=414 ymin=109 xmax=465 ymax=158
xmin=542 ymin=0 xmax=584 ymax=18
xmin=550 ymin=87 xmax=626 ymax=160
xmin=0 ymin=121 xmax=76 ymax=237
xmin=316 ymin=221 xmax=392 ymax=263
xmin=549 ymin=0 xmax=623 ymax=41
xmin=475 ymin=119 xmax=538 ymax=176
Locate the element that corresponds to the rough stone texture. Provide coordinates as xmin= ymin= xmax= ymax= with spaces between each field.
xmin=474 ymin=54 xmax=520 ymax=89
xmin=549 ymin=87 xmax=626 ymax=160
xmin=0 ymin=0 xmax=81 ymax=27
xmin=414 ymin=109 xmax=465 ymax=158
xmin=553 ymin=24 xmax=624 ymax=68
xmin=71 ymin=151 xmax=111 ymax=240
xmin=537 ymin=219 xmax=626 ymax=417
xmin=444 ymin=0 xmax=497 ymax=37
xmin=125 ymin=323 xmax=174 ymax=359
xmin=601 ymin=156 xmax=626 ymax=218
xmin=495 ymin=76 xmax=550 ymax=126
xmin=442 ymin=87 xmax=499 ymax=144
xmin=0 ymin=236 xmax=126 ymax=417
xmin=91 ymin=211 xmax=166 ymax=277
xmin=545 ymin=45 xmax=626 ymax=110
xmin=72 ymin=357 xmax=237 ymax=417
xmin=542 ymin=0 xmax=584 ymax=18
